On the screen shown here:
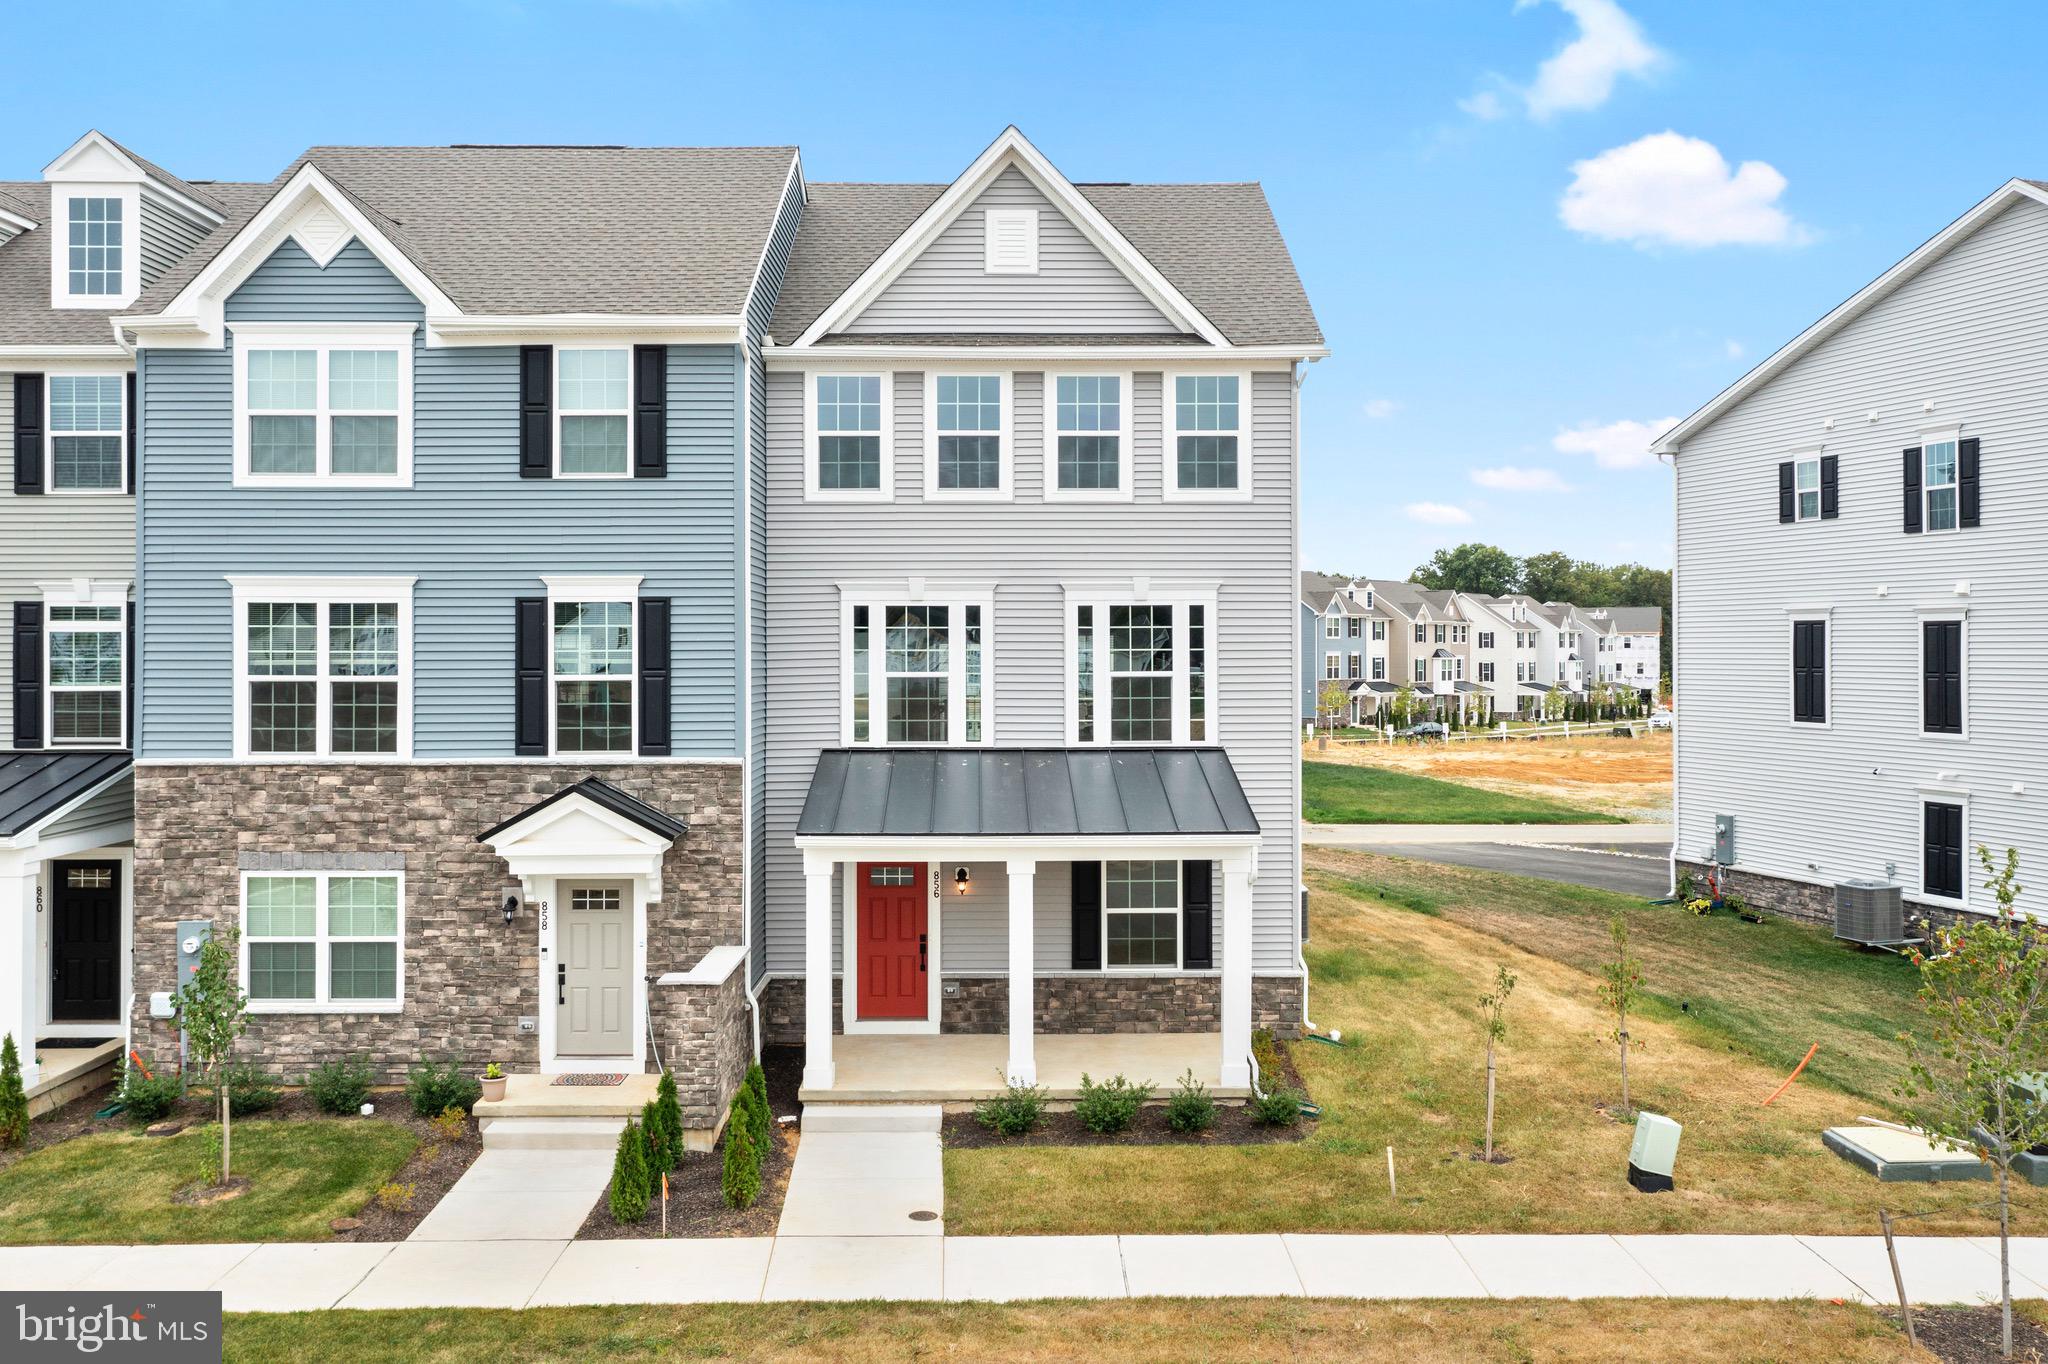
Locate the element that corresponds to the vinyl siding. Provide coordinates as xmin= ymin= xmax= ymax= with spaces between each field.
xmin=40 ymin=771 xmax=134 ymax=840
xmin=0 ymin=366 xmax=138 ymax=749
xmin=1672 ymin=195 xmax=2048 ymax=914
xmin=763 ymin=365 xmax=1300 ymax=975
xmin=843 ymin=167 xmax=1178 ymax=336
xmin=138 ymin=238 xmax=744 ymax=759
xmin=138 ymin=197 xmax=210 ymax=290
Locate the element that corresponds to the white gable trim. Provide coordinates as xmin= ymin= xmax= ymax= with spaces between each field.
xmin=482 ymin=792 xmax=676 ymax=883
xmin=1655 ymin=179 xmax=2048 ymax=456
xmin=793 ymin=126 xmax=1227 ymax=348
xmin=45 ymin=131 xmax=224 ymax=227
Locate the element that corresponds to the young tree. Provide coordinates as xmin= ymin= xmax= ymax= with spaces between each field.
xmin=172 ymin=927 xmax=249 ymax=1185
xmin=1599 ymin=906 xmax=1641 ymax=1119
xmin=1315 ymin=678 xmax=1351 ymax=744
xmin=1478 ymin=965 xmax=1516 ymax=1161
xmin=1542 ymin=687 xmax=1565 ymax=722
xmin=1390 ymin=685 xmax=1417 ymax=730
xmin=1898 ymin=847 xmax=2048 ymax=1359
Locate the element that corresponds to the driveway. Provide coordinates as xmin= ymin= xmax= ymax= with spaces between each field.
xmin=1304 ymin=823 xmax=1673 ymax=898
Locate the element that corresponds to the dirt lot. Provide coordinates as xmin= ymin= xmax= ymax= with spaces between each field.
xmin=1304 ymin=729 xmax=1671 ymax=821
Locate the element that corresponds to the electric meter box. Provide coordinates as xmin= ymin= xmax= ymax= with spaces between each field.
xmin=175 ymin=921 xmax=212 ymax=990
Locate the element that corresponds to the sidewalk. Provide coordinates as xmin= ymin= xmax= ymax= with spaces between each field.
xmin=4 ymin=1233 xmax=2045 ymax=1309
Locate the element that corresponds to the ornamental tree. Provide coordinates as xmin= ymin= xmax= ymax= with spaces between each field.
xmin=1599 ymin=905 xmax=1642 ymax=1119
xmin=172 ymin=927 xmax=248 ymax=1185
xmin=1478 ymin=965 xmax=1516 ymax=1161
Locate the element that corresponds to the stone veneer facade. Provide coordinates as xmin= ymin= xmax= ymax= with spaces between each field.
xmin=1676 ymin=859 xmax=1973 ymax=936
xmin=132 ymin=762 xmax=746 ymax=1125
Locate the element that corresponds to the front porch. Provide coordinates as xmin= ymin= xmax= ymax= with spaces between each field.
xmin=798 ymin=1031 xmax=1244 ymax=1104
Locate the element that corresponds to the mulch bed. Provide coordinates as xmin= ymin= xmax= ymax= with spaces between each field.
xmin=1907 ymin=1306 xmax=2048 ymax=1363
xmin=575 ymin=1048 xmax=804 ymax=1240
xmin=943 ymin=1037 xmax=1319 ymax=1149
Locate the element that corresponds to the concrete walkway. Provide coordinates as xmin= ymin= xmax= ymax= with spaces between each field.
xmin=407 ymin=1148 xmax=614 ymax=1242
xmin=775 ymin=1105 xmax=945 ymax=1238
xmin=5 ymin=1233 xmax=2047 ymax=1308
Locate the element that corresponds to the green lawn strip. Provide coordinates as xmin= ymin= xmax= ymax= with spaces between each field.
xmin=0 ymin=1117 xmax=416 ymax=1245
xmin=1301 ymin=761 xmax=1625 ymax=825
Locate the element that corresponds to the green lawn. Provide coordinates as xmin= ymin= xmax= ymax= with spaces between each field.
xmin=1302 ymin=760 xmax=1625 ymax=824
xmin=0 ymin=1117 xmax=417 ymax=1244
xmin=943 ymin=849 xmax=2028 ymax=1237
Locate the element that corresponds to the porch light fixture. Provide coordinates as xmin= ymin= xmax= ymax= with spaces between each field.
xmin=954 ymin=866 xmax=971 ymax=895
xmin=501 ymin=889 xmax=522 ymax=925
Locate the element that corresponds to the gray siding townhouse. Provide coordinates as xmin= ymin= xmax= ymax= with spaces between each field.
xmin=757 ymin=128 xmax=1324 ymax=1099
xmin=0 ymin=133 xmax=267 ymax=1100
xmin=1301 ymin=570 xmax=1389 ymax=724
xmin=1655 ymin=178 xmax=2048 ymax=924
xmin=110 ymin=143 xmax=804 ymax=1135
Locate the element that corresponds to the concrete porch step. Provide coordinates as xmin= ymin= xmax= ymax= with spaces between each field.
xmin=472 ymin=1073 xmax=660 ymax=1121
xmin=801 ymin=1103 xmax=943 ymax=1134
xmin=479 ymin=1116 xmax=628 ymax=1151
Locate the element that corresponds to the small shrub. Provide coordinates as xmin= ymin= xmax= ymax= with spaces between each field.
xmin=1252 ymin=1085 xmax=1305 ymax=1127
xmin=733 ymin=1085 xmax=768 ymax=1170
xmin=374 ymin=1180 xmax=416 ymax=1213
xmin=119 ymin=1062 xmax=183 ymax=1124
xmin=406 ymin=1058 xmax=481 ymax=1117
xmin=1165 ymin=1069 xmax=1216 ymax=1134
xmin=654 ymin=1071 xmax=684 ymax=1171
xmin=721 ymin=1121 xmax=760 ymax=1209
xmin=1074 ymin=1073 xmax=1153 ymax=1135
xmin=974 ymin=1074 xmax=1049 ymax=1137
xmin=609 ymin=1118 xmax=650 ymax=1223
xmin=640 ymin=1100 xmax=667 ymax=1196
xmin=306 ymin=1055 xmax=374 ymax=1114
xmin=0 ymin=1034 xmax=29 ymax=1149
xmin=429 ymin=1104 xmax=468 ymax=1143
xmin=223 ymin=1061 xmax=280 ymax=1117
xmin=1251 ymin=1028 xmax=1283 ymax=1079
xmin=483 ymin=1062 xmax=503 ymax=1081
xmin=745 ymin=1061 xmax=772 ymax=1150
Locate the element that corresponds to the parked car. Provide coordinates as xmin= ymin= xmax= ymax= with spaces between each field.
xmin=1397 ymin=722 xmax=1448 ymax=740
xmin=1649 ymin=710 xmax=1673 ymax=731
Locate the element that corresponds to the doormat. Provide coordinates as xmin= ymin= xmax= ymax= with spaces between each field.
xmin=552 ymin=1074 xmax=628 ymax=1087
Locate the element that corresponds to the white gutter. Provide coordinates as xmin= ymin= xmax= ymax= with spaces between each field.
xmin=765 ymin=341 xmax=1330 ymax=364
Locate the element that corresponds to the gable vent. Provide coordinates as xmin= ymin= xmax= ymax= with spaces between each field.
xmin=984 ymin=208 xmax=1038 ymax=275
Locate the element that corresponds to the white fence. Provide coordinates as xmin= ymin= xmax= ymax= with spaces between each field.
xmin=1308 ymin=719 xmax=1657 ymax=747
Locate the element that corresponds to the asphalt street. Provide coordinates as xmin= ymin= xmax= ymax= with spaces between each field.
xmin=1303 ymin=822 xmax=1673 ymax=898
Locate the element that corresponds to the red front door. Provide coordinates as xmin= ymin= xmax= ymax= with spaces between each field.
xmin=857 ymin=863 xmax=928 ymax=1020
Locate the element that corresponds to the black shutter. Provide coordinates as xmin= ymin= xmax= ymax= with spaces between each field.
xmin=1792 ymin=621 xmax=1825 ymax=724
xmin=632 ymin=344 xmax=667 ymax=479
xmin=518 ymin=346 xmax=552 ymax=479
xmin=1903 ymin=447 xmax=1922 ymax=533
xmin=1777 ymin=461 xmax=1795 ymax=523
xmin=125 ymin=370 xmax=137 ymax=496
xmin=1925 ymin=802 xmax=1963 ymax=900
xmin=124 ymin=604 xmax=135 ymax=750
xmin=1069 ymin=861 xmax=1101 ymax=970
xmin=637 ymin=596 xmax=671 ymax=756
xmin=12 ymin=601 xmax=43 ymax=748
xmin=514 ymin=597 xmax=549 ymax=755
xmin=1181 ymin=860 xmax=1214 ymax=969
xmin=13 ymin=373 xmax=44 ymax=496
xmin=1922 ymin=619 xmax=1963 ymax=736
xmin=1959 ymin=436 xmax=1980 ymax=528
xmin=1820 ymin=454 xmax=1839 ymax=519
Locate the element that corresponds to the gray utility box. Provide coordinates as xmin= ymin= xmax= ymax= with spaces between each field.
xmin=1628 ymin=1111 xmax=1681 ymax=1193
xmin=175 ymin=921 xmax=213 ymax=991
xmin=1835 ymin=880 xmax=1904 ymax=945
xmin=1712 ymin=815 xmax=1735 ymax=865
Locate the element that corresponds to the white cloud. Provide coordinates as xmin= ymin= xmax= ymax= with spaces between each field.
xmin=1723 ymin=339 xmax=1746 ymax=360
xmin=1405 ymin=501 xmax=1475 ymax=526
xmin=1560 ymin=132 xmax=1808 ymax=248
xmin=1462 ymin=0 xmax=1663 ymax=121
xmin=1362 ymin=397 xmax=1402 ymax=419
xmin=1471 ymin=465 xmax=1572 ymax=492
xmin=1458 ymin=90 xmax=1508 ymax=121
xmin=1552 ymin=416 xmax=1680 ymax=469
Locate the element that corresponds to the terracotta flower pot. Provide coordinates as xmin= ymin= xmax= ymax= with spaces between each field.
xmin=480 ymin=1075 xmax=507 ymax=1103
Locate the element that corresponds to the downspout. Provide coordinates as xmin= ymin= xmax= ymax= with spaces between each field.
xmin=1293 ymin=356 xmax=1317 ymax=1036
xmin=1659 ymin=446 xmax=1680 ymax=896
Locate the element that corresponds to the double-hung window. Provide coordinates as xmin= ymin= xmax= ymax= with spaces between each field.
xmin=1166 ymin=373 xmax=1251 ymax=499
xmin=1479 ymin=661 xmax=1494 ymax=683
xmin=1103 ymin=860 xmax=1179 ymax=969
xmin=1347 ymin=617 xmax=1362 ymax=640
xmin=1347 ymin=652 xmax=1362 ymax=680
xmin=556 ymin=348 xmax=631 ymax=477
xmin=1791 ymin=618 xmax=1827 ymax=725
xmin=926 ymin=372 xmax=1009 ymax=497
xmin=46 ymin=601 xmax=125 ymax=746
xmin=1324 ymin=652 xmax=1340 ymax=681
xmin=231 ymin=577 xmax=412 ymax=757
xmin=844 ymin=587 xmax=992 ymax=745
xmin=1793 ymin=457 xmax=1822 ymax=521
xmin=1371 ymin=656 xmax=1385 ymax=681
xmin=1922 ymin=438 xmax=1959 ymax=532
xmin=243 ymin=871 xmax=403 ymax=1012
xmin=1070 ymin=587 xmax=1214 ymax=744
xmin=1325 ymin=612 xmax=1341 ymax=640
xmin=232 ymin=324 xmax=414 ymax=486
xmin=1413 ymin=623 xmax=1425 ymax=643
xmin=553 ymin=600 xmax=635 ymax=753
xmin=1372 ymin=620 xmax=1386 ymax=641
xmin=1049 ymin=373 xmax=1127 ymax=498
xmin=807 ymin=374 xmax=889 ymax=498
xmin=1414 ymin=659 xmax=1427 ymax=683
xmin=47 ymin=375 xmax=126 ymax=493
xmin=1478 ymin=631 xmax=1493 ymax=649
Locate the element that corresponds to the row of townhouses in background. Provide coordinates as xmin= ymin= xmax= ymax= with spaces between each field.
xmin=1298 ymin=572 xmax=1662 ymax=726
xmin=0 ymin=127 xmax=1325 ymax=1137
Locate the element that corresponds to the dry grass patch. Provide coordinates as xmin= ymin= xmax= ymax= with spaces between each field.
xmin=1307 ymin=730 xmax=1671 ymax=820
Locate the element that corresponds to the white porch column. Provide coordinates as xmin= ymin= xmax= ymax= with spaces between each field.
xmin=0 ymin=856 xmax=43 ymax=1091
xmin=801 ymin=851 xmax=836 ymax=1092
xmin=1005 ymin=859 xmax=1036 ymax=1086
xmin=1219 ymin=851 xmax=1254 ymax=1090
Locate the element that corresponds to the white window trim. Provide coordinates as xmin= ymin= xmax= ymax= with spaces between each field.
xmin=1786 ymin=609 xmax=1832 ymax=729
xmin=1348 ymin=652 xmax=1362 ymax=681
xmin=230 ymin=322 xmax=416 ymax=488
xmin=1920 ymin=424 xmax=1962 ymax=535
xmin=922 ymin=369 xmax=1013 ymax=503
xmin=983 ymin=207 xmax=1039 ymax=275
xmin=1063 ymin=580 xmax=1220 ymax=747
xmin=1916 ymin=793 xmax=1970 ymax=911
xmin=1791 ymin=453 xmax=1823 ymax=522
xmin=45 ymin=373 xmax=127 ymax=496
xmin=1917 ymin=607 xmax=1969 ymax=742
xmin=49 ymin=184 xmax=139 ymax=310
xmin=1101 ymin=858 xmax=1182 ymax=972
xmin=1324 ymin=612 xmax=1340 ymax=640
xmin=1323 ymin=652 xmax=1340 ymax=681
xmin=804 ymin=371 xmax=894 ymax=502
xmin=1042 ymin=369 xmax=1134 ymax=504
xmin=838 ymin=582 xmax=996 ymax=747
xmin=1162 ymin=371 xmax=1254 ymax=503
xmin=238 ymin=869 xmax=405 ymax=1014
xmin=1372 ymin=656 xmax=1385 ymax=681
xmin=1372 ymin=620 xmax=1386 ymax=641
xmin=37 ymin=578 xmax=131 ymax=750
xmin=553 ymin=344 xmax=634 ymax=480
xmin=227 ymin=575 xmax=416 ymax=761
xmin=542 ymin=574 xmax=643 ymax=759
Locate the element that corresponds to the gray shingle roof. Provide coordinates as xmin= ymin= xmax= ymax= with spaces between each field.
xmin=99 ymin=132 xmax=233 ymax=216
xmin=0 ymin=751 xmax=130 ymax=837
xmin=0 ymin=186 xmax=37 ymax=222
xmin=797 ymin=748 xmax=1259 ymax=839
xmin=769 ymin=181 xmax=1321 ymax=347
xmin=1600 ymin=606 xmax=1664 ymax=632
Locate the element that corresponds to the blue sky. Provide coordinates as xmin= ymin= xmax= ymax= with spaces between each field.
xmin=9 ymin=1 xmax=2046 ymax=577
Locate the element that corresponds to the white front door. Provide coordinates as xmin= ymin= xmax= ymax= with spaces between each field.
xmin=558 ymin=881 xmax=631 ymax=1057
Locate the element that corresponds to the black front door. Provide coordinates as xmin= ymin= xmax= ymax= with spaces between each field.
xmin=51 ymin=861 xmax=120 ymax=1021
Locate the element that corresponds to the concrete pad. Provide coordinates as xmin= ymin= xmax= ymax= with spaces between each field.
xmin=776 ymin=1178 xmax=945 ymax=1236
xmin=530 ymin=1238 xmax=773 ymax=1306
xmin=77 ymin=1243 xmax=259 ymax=1292
xmin=801 ymin=1104 xmax=943 ymax=1133
xmin=0 ymin=1244 xmax=125 ymax=1290
xmin=339 ymin=1239 xmax=567 ymax=1309
xmin=409 ymin=1187 xmax=598 ymax=1242
xmin=211 ymin=1242 xmax=395 ymax=1312
xmin=761 ymin=1236 xmax=943 ymax=1301
xmin=439 ymin=1149 xmax=615 ymax=1194
xmin=1614 ymin=1236 xmax=1868 ymax=1301
xmin=790 ymin=1133 xmax=943 ymax=1181
xmin=1283 ymin=1235 xmax=1489 ymax=1299
xmin=1119 ymin=1235 xmax=1303 ymax=1298
xmin=1968 ymin=1238 xmax=2048 ymax=1298
xmin=1802 ymin=1236 xmax=2031 ymax=1306
xmin=945 ymin=1236 xmax=1127 ymax=1302
xmin=1449 ymin=1235 xmax=1662 ymax=1299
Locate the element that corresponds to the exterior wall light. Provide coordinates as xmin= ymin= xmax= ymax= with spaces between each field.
xmin=954 ymin=866 xmax=971 ymax=895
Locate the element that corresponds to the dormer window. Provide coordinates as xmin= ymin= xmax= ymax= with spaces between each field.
xmin=67 ymin=198 xmax=123 ymax=296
